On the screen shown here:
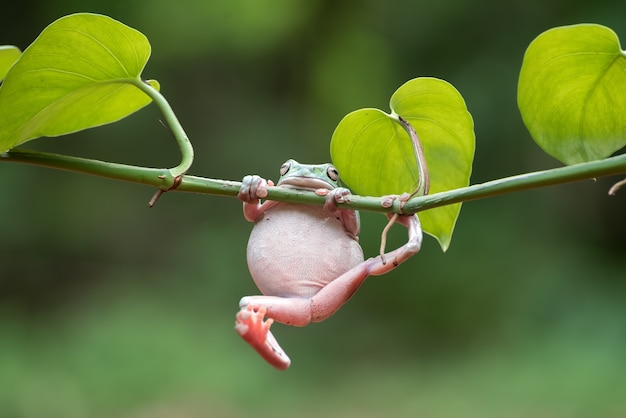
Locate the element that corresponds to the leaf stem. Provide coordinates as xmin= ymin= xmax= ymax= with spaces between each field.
xmin=2 ymin=149 xmax=625 ymax=213
xmin=397 ymin=115 xmax=430 ymax=196
xmin=131 ymin=79 xmax=194 ymax=178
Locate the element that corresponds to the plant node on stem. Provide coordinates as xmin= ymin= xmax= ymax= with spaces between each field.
xmin=148 ymin=174 xmax=184 ymax=207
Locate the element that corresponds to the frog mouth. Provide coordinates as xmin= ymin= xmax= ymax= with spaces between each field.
xmin=277 ymin=176 xmax=334 ymax=190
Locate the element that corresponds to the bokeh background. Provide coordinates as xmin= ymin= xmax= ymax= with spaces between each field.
xmin=1 ymin=1 xmax=625 ymax=417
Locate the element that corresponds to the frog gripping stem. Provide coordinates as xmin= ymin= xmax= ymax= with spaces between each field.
xmin=235 ymin=305 xmax=291 ymax=370
xmin=234 ymin=161 xmax=422 ymax=371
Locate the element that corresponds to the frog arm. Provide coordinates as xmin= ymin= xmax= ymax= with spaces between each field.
xmin=322 ymin=187 xmax=360 ymax=237
xmin=238 ymin=174 xmax=280 ymax=222
xmin=242 ymin=199 xmax=280 ymax=223
xmin=236 ymin=214 xmax=421 ymax=369
xmin=335 ymin=208 xmax=360 ymax=239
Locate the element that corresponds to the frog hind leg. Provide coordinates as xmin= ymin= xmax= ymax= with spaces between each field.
xmin=235 ymin=305 xmax=291 ymax=370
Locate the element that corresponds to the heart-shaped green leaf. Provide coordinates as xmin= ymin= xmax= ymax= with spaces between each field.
xmin=518 ymin=24 xmax=626 ymax=165
xmin=332 ymin=108 xmax=421 ymax=195
xmin=0 ymin=46 xmax=21 ymax=81
xmin=0 ymin=13 xmax=159 ymax=153
xmin=331 ymin=77 xmax=475 ymax=251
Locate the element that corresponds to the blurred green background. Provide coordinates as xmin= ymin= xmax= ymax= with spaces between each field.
xmin=1 ymin=1 xmax=625 ymax=417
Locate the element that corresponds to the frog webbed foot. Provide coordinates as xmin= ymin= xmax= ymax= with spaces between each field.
xmin=235 ymin=305 xmax=291 ymax=370
xmin=323 ymin=187 xmax=352 ymax=209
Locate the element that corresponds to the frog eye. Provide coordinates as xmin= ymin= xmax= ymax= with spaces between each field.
xmin=280 ymin=161 xmax=291 ymax=176
xmin=326 ymin=165 xmax=339 ymax=181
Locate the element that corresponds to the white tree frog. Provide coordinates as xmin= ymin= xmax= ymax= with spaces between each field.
xmin=236 ymin=159 xmax=422 ymax=370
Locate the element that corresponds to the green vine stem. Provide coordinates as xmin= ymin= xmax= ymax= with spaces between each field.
xmin=0 ymin=148 xmax=179 ymax=190
xmin=2 ymin=148 xmax=625 ymax=212
xmin=403 ymin=153 xmax=626 ymax=213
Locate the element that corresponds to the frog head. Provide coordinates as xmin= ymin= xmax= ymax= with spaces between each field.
xmin=276 ymin=159 xmax=339 ymax=190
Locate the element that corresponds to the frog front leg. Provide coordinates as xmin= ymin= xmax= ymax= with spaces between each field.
xmin=238 ymin=174 xmax=279 ymax=222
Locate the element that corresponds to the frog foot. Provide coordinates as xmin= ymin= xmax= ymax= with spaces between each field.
xmin=238 ymin=175 xmax=270 ymax=202
xmin=323 ymin=187 xmax=352 ymax=209
xmin=380 ymin=192 xmax=412 ymax=209
xmin=235 ymin=305 xmax=291 ymax=370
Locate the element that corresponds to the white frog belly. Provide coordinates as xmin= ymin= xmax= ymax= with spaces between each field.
xmin=246 ymin=203 xmax=364 ymax=298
